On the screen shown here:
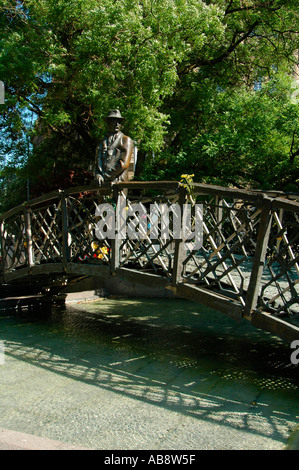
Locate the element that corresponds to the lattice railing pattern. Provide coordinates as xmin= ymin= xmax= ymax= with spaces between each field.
xmin=180 ymin=196 xmax=262 ymax=307
xmin=0 ymin=183 xmax=298 ymax=320
xmin=117 ymin=191 xmax=180 ymax=279
xmin=257 ymin=202 xmax=299 ymax=316
xmin=0 ymin=212 xmax=27 ymax=271
xmin=30 ymin=200 xmax=62 ymax=263
xmin=66 ymin=193 xmax=110 ymax=263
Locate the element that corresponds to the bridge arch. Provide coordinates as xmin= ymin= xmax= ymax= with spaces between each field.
xmin=1 ymin=181 xmax=299 ymax=342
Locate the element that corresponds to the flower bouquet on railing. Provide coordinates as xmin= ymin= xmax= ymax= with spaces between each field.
xmin=78 ymin=242 xmax=110 ymax=263
xmin=91 ymin=242 xmax=110 ymax=261
xmin=180 ymin=174 xmax=195 ymax=205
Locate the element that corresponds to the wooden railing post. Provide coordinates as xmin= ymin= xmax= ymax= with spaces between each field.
xmin=110 ymin=185 xmax=121 ymax=273
xmin=243 ymin=195 xmax=273 ymax=318
xmin=60 ymin=191 xmax=70 ymax=269
xmin=215 ymin=195 xmax=223 ymax=246
xmin=172 ymin=185 xmax=187 ymax=286
xmin=24 ymin=205 xmax=35 ymax=268
xmin=0 ymin=219 xmax=6 ymax=279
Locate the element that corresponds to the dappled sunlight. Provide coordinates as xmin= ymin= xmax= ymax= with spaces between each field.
xmin=2 ymin=338 xmax=297 ymax=444
xmin=1 ymin=297 xmax=298 ymax=448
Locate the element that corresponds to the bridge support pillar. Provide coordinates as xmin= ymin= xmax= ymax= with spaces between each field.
xmin=60 ymin=191 xmax=70 ymax=269
xmin=110 ymin=186 xmax=122 ymax=273
xmin=243 ymin=196 xmax=273 ymax=318
xmin=172 ymin=186 xmax=187 ymax=286
xmin=24 ymin=206 xmax=35 ymax=268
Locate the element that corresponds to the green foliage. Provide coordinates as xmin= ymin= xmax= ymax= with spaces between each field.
xmin=147 ymin=71 xmax=298 ymax=190
xmin=0 ymin=0 xmax=298 ymax=212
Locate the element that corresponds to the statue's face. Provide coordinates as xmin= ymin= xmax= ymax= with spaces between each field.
xmin=107 ymin=118 xmax=122 ymax=134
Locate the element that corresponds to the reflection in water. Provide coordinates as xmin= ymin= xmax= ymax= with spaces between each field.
xmin=0 ymin=296 xmax=298 ymax=449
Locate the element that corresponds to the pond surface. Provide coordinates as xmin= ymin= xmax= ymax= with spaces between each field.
xmin=0 ymin=296 xmax=298 ymax=450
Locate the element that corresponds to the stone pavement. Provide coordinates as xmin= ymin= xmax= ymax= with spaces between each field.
xmin=0 ymin=426 xmax=298 ymax=451
xmin=0 ymin=295 xmax=298 ymax=451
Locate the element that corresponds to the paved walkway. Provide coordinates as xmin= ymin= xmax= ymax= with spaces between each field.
xmin=0 ymin=295 xmax=298 ymax=450
xmin=0 ymin=427 xmax=88 ymax=450
xmin=0 ymin=426 xmax=298 ymax=451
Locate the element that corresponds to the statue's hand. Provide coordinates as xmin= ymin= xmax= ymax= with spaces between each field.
xmin=97 ymin=174 xmax=104 ymax=186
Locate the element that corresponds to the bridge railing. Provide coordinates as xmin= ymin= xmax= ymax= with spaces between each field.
xmin=0 ymin=182 xmax=298 ymax=322
xmin=255 ymin=197 xmax=299 ymax=316
xmin=179 ymin=184 xmax=299 ymax=318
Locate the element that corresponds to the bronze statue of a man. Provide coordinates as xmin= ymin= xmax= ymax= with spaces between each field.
xmin=95 ymin=109 xmax=134 ymax=185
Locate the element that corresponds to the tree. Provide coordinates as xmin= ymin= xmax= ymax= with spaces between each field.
xmin=153 ymin=1 xmax=299 ymax=190
xmin=144 ymin=71 xmax=299 ymax=191
xmin=0 ymin=0 xmax=298 ymax=210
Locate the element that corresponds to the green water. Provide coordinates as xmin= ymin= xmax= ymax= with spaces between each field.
xmin=0 ymin=296 xmax=298 ymax=450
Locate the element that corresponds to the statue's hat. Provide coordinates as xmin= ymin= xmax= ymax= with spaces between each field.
xmin=105 ymin=109 xmax=124 ymax=120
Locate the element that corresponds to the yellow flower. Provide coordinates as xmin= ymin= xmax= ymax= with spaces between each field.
xmin=180 ymin=173 xmax=194 ymax=182
xmin=91 ymin=241 xmax=99 ymax=250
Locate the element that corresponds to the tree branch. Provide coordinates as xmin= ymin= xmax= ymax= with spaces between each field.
xmin=290 ymin=131 xmax=299 ymax=163
xmin=188 ymin=20 xmax=260 ymax=69
xmin=225 ymin=1 xmax=281 ymax=16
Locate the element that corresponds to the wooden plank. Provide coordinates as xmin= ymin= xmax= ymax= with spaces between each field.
xmin=250 ymin=189 xmax=299 ymax=201
xmin=24 ymin=206 xmax=34 ymax=267
xmin=174 ymin=283 xmax=243 ymax=321
xmin=67 ymin=264 xmax=169 ymax=289
xmin=0 ymin=204 xmax=24 ymax=221
xmin=110 ymin=186 xmax=120 ymax=273
xmin=30 ymin=264 xmax=65 ymax=276
xmin=26 ymin=190 xmax=60 ymax=207
xmin=192 ymin=183 xmax=264 ymax=203
xmin=64 ymin=185 xmax=112 ymax=197
xmin=271 ymin=197 xmax=299 ymax=212
xmin=1 ymin=263 xmax=68 ymax=283
xmin=243 ymin=197 xmax=272 ymax=317
xmin=60 ymin=193 xmax=70 ymax=268
xmin=251 ymin=310 xmax=299 ymax=342
xmin=0 ymin=220 xmax=6 ymax=279
xmin=66 ymin=262 xmax=111 ymax=278
xmin=115 ymin=267 xmax=171 ymax=290
xmin=172 ymin=185 xmax=187 ymax=286
xmin=4 ymin=267 xmax=31 ymax=283
xmin=115 ymin=181 xmax=181 ymax=191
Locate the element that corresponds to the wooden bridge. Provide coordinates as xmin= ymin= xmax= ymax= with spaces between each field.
xmin=1 ymin=181 xmax=299 ymax=343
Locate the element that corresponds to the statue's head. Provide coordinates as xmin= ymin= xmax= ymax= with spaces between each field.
xmin=105 ymin=109 xmax=124 ymax=134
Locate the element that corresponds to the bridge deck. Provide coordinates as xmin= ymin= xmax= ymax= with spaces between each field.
xmin=1 ymin=181 xmax=299 ymax=343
